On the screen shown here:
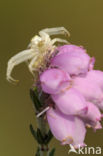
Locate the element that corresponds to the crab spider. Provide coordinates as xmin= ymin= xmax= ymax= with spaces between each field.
xmin=6 ymin=27 xmax=70 ymax=83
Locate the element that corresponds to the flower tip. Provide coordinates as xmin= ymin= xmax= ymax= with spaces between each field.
xmin=96 ymin=117 xmax=101 ymax=121
xmin=86 ymin=124 xmax=92 ymax=128
xmin=77 ymin=106 xmax=88 ymax=116
xmin=61 ymin=136 xmax=73 ymax=145
xmin=89 ymin=57 xmax=95 ymax=71
xmin=93 ymin=122 xmax=102 ymax=131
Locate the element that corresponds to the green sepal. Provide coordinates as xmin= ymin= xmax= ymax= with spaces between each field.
xmin=29 ymin=124 xmax=37 ymax=141
xmin=49 ymin=148 xmax=56 ymax=156
xmin=44 ymin=130 xmax=53 ymax=145
xmin=30 ymin=125 xmax=45 ymax=145
xmin=30 ymin=88 xmax=42 ymax=111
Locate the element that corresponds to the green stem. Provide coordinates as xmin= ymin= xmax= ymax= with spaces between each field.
xmin=39 ymin=148 xmax=48 ymax=156
xmin=37 ymin=117 xmax=49 ymax=156
xmin=30 ymin=88 xmax=54 ymax=156
xmin=37 ymin=117 xmax=47 ymax=137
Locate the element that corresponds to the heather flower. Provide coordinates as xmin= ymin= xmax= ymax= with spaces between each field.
xmin=72 ymin=72 xmax=103 ymax=110
xmin=51 ymin=45 xmax=95 ymax=76
xmin=51 ymin=88 xmax=88 ymax=115
xmin=47 ymin=107 xmax=86 ymax=148
xmin=80 ymin=102 xmax=102 ymax=129
xmin=39 ymin=44 xmax=103 ymax=148
xmin=83 ymin=70 xmax=103 ymax=90
xmin=40 ymin=68 xmax=71 ymax=94
xmin=40 ymin=68 xmax=88 ymax=116
xmin=40 ymin=67 xmax=103 ymax=128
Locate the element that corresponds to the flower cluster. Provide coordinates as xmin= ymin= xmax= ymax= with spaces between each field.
xmin=40 ymin=45 xmax=103 ymax=148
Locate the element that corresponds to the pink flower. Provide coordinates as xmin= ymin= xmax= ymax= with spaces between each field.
xmin=46 ymin=107 xmax=86 ymax=147
xmin=51 ymin=45 xmax=95 ymax=76
xmin=51 ymin=88 xmax=88 ymax=115
xmin=80 ymin=102 xmax=102 ymax=130
xmin=40 ymin=68 xmax=87 ymax=116
xmin=83 ymin=70 xmax=103 ymax=90
xmin=72 ymin=71 xmax=103 ymax=110
xmin=40 ymin=68 xmax=71 ymax=94
xmin=39 ymin=44 xmax=103 ymax=147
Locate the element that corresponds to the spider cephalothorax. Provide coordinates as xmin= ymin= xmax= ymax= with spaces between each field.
xmin=6 ymin=27 xmax=70 ymax=83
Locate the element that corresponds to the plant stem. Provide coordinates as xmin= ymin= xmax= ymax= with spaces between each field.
xmin=37 ymin=117 xmax=49 ymax=156
xmin=37 ymin=116 xmax=47 ymax=137
xmin=30 ymin=88 xmax=54 ymax=156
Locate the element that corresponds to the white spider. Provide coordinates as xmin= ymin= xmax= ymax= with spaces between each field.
xmin=6 ymin=27 xmax=70 ymax=83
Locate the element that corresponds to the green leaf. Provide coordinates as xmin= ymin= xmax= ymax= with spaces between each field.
xmin=49 ymin=148 xmax=56 ymax=156
xmin=36 ymin=128 xmax=44 ymax=144
xmin=44 ymin=130 xmax=53 ymax=145
xmin=29 ymin=124 xmax=37 ymax=140
xmin=30 ymin=88 xmax=42 ymax=111
xmin=33 ymin=88 xmax=43 ymax=107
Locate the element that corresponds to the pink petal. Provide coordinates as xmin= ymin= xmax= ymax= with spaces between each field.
xmin=51 ymin=45 xmax=93 ymax=76
xmin=94 ymin=121 xmax=102 ymax=130
xmin=51 ymin=88 xmax=87 ymax=115
xmin=73 ymin=74 xmax=103 ymax=110
xmin=80 ymin=102 xmax=102 ymax=128
xmin=40 ymin=68 xmax=71 ymax=94
xmin=57 ymin=45 xmax=86 ymax=55
xmin=88 ymin=57 xmax=95 ymax=71
xmin=46 ymin=107 xmax=86 ymax=147
xmin=85 ymin=70 xmax=103 ymax=90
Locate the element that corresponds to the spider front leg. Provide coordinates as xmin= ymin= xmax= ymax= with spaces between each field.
xmin=51 ymin=38 xmax=70 ymax=45
xmin=39 ymin=27 xmax=70 ymax=37
xmin=7 ymin=49 xmax=34 ymax=83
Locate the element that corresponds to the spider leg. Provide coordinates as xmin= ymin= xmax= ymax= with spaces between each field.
xmin=7 ymin=49 xmax=35 ymax=83
xmin=51 ymin=38 xmax=70 ymax=45
xmin=28 ymin=55 xmax=38 ymax=74
xmin=39 ymin=31 xmax=51 ymax=43
xmin=39 ymin=27 xmax=70 ymax=37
